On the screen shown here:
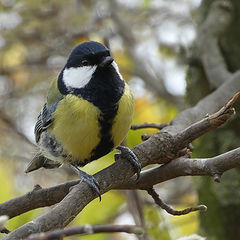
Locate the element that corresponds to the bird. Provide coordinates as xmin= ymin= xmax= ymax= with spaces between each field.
xmin=25 ymin=41 xmax=141 ymax=200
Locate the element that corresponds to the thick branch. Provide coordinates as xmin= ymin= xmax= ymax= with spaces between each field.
xmin=121 ymin=147 xmax=240 ymax=190
xmin=196 ymin=1 xmax=233 ymax=87
xmin=0 ymin=182 xmax=78 ymax=219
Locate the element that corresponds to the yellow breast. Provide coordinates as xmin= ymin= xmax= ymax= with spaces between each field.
xmin=47 ymin=83 xmax=134 ymax=163
xmin=49 ymin=94 xmax=101 ymax=161
xmin=112 ymin=83 xmax=134 ymax=148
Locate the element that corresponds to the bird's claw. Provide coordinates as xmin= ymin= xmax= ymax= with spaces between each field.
xmin=115 ymin=145 xmax=141 ymax=180
xmin=70 ymin=165 xmax=101 ymax=201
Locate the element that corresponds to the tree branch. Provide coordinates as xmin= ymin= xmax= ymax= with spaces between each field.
xmin=27 ymin=224 xmax=143 ymax=240
xmin=174 ymin=91 xmax=239 ymax=148
xmin=196 ymin=1 xmax=233 ymax=87
xmin=147 ymin=188 xmax=207 ymax=216
xmin=131 ymin=122 xmax=169 ymax=130
xmin=0 ymin=183 xmax=78 ymax=219
xmin=121 ymin=147 xmax=240 ymax=190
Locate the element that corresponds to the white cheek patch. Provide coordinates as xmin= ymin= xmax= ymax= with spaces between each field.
xmin=63 ymin=65 xmax=97 ymax=89
xmin=112 ymin=61 xmax=124 ymax=81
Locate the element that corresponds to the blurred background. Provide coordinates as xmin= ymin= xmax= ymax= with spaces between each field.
xmin=1 ymin=0 xmax=239 ymax=240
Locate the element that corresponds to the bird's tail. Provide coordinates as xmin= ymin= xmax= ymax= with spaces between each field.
xmin=25 ymin=152 xmax=61 ymax=173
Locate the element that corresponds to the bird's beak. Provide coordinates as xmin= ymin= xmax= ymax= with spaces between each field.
xmin=99 ymin=56 xmax=114 ymax=68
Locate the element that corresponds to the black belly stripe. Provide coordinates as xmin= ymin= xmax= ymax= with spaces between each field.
xmin=75 ymin=105 xmax=119 ymax=167
xmin=89 ymin=105 xmax=118 ymax=161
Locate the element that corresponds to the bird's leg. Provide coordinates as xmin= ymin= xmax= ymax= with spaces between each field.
xmin=70 ymin=164 xmax=101 ymax=201
xmin=115 ymin=145 xmax=141 ymax=180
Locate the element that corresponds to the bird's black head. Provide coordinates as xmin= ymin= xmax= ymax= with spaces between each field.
xmin=66 ymin=41 xmax=113 ymax=68
xmin=58 ymin=41 xmax=125 ymax=105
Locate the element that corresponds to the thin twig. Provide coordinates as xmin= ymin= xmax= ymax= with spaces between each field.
xmin=26 ymin=224 xmax=143 ymax=240
xmin=131 ymin=122 xmax=169 ymax=130
xmin=208 ymin=91 xmax=240 ymax=125
xmin=147 ymin=188 xmax=207 ymax=216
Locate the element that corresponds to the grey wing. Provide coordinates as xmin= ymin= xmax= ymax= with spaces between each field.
xmin=34 ymin=102 xmax=58 ymax=143
xmin=25 ymin=102 xmax=61 ymax=173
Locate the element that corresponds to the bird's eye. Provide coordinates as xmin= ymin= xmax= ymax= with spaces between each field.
xmin=82 ymin=60 xmax=89 ymax=66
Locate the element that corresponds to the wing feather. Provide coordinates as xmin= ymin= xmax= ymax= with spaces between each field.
xmin=34 ymin=102 xmax=59 ymax=143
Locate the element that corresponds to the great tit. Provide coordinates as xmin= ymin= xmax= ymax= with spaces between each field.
xmin=26 ymin=41 xmax=141 ymax=200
